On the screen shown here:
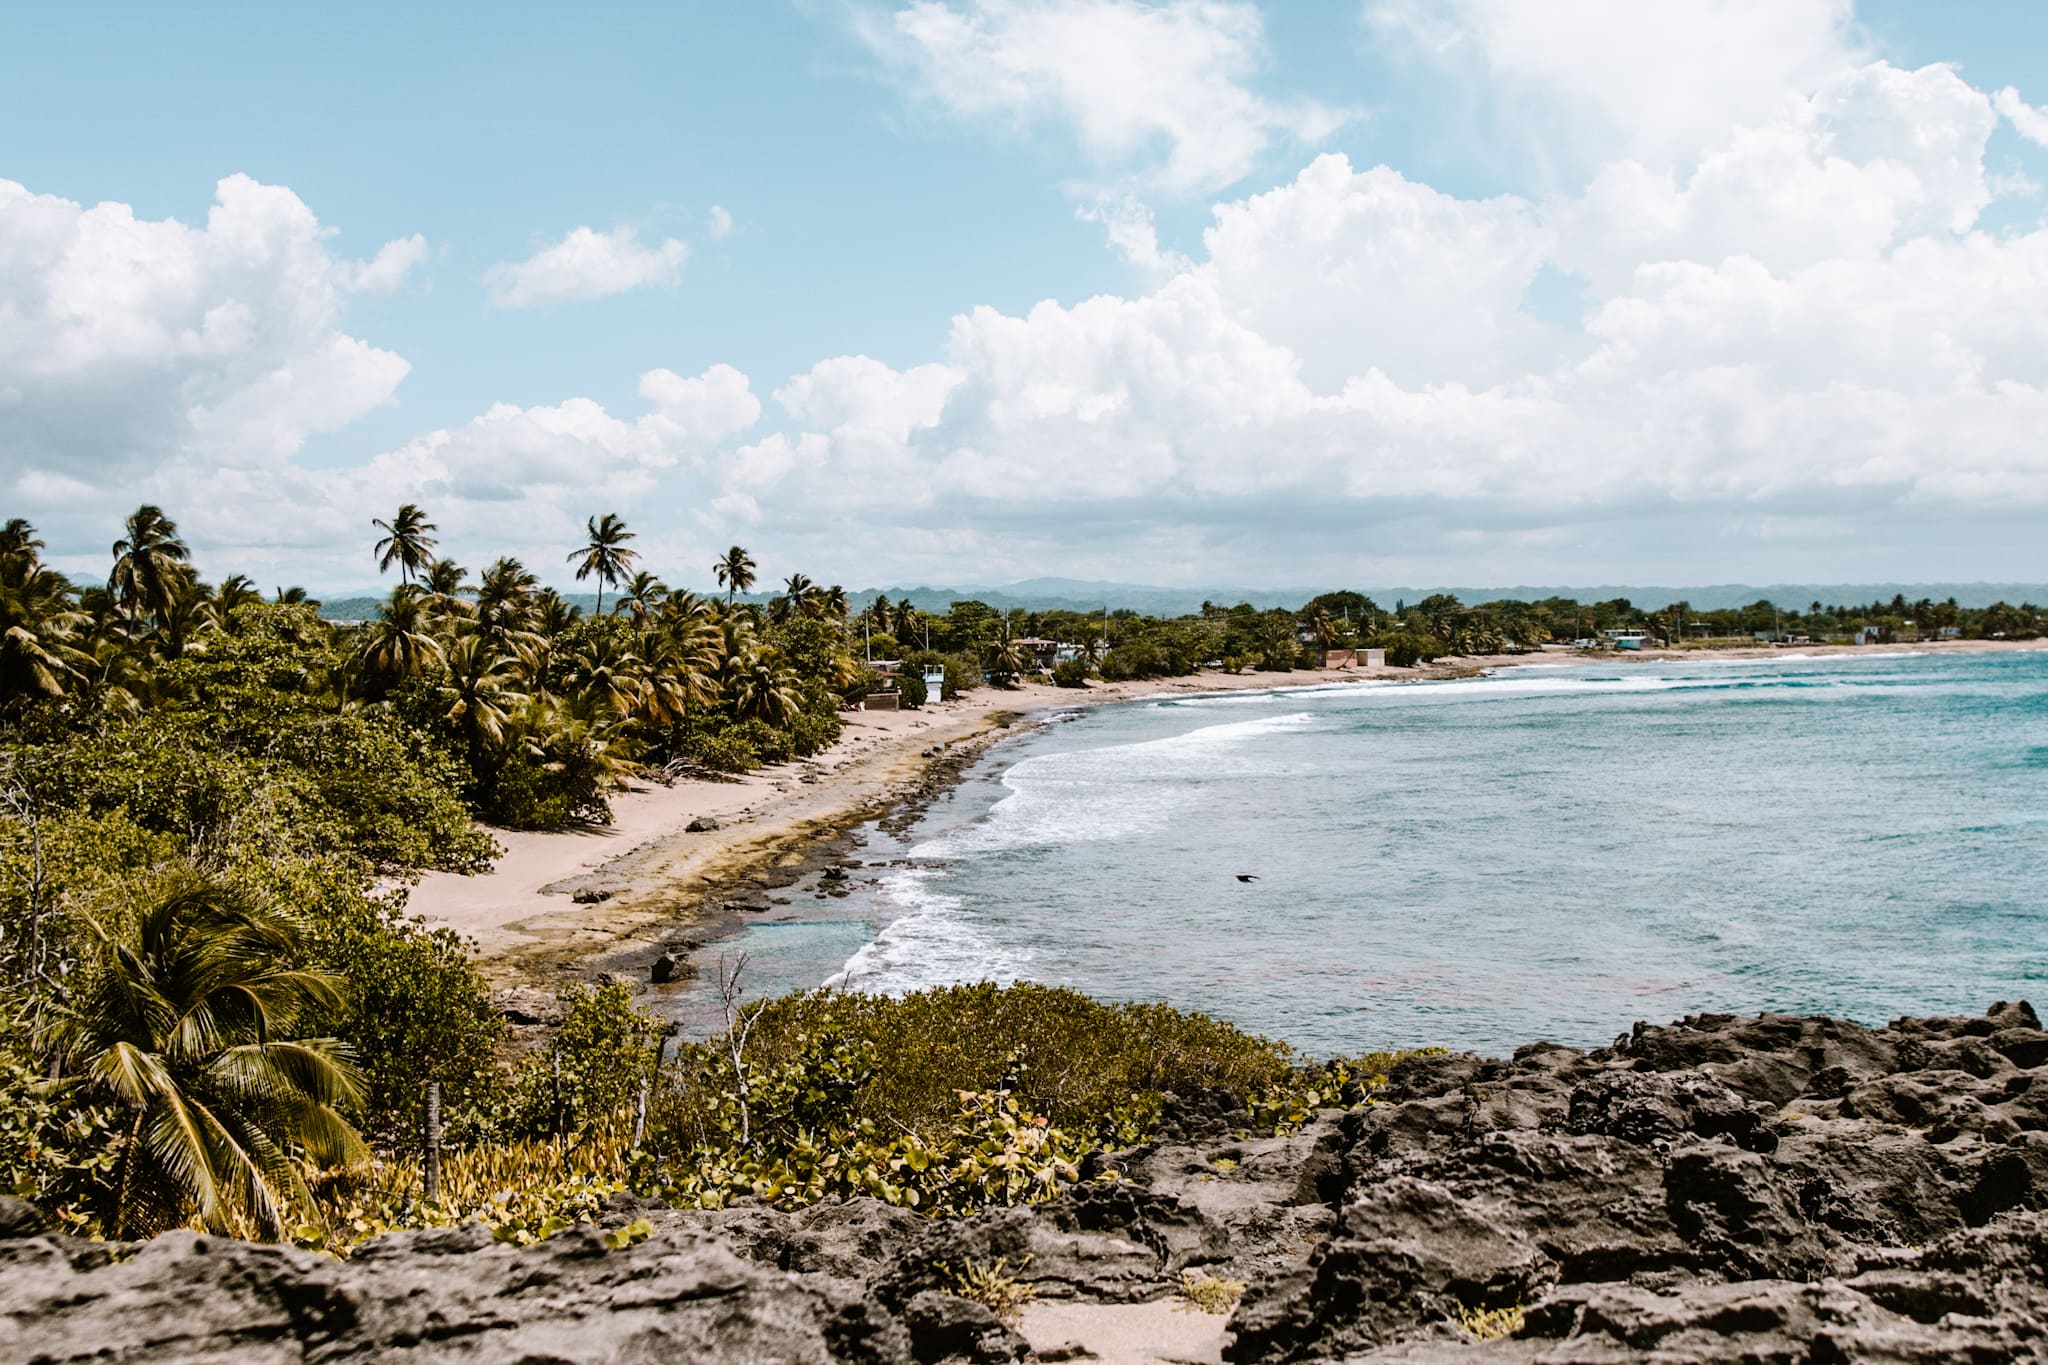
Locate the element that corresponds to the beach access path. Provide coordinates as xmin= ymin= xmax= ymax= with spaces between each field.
xmin=403 ymin=639 xmax=2034 ymax=987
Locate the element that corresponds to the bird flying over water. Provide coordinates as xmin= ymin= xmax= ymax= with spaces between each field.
xmin=1236 ymin=874 xmax=1260 ymax=883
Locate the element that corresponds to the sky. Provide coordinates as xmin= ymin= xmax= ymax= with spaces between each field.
xmin=3 ymin=0 xmax=2048 ymax=594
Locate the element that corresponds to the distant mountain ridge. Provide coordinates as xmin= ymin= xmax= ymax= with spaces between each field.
xmin=312 ymin=578 xmax=2048 ymax=622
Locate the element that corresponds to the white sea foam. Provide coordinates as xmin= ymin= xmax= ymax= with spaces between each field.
xmin=920 ymin=710 xmax=1319 ymax=858
xmin=827 ymin=869 xmax=1026 ymax=994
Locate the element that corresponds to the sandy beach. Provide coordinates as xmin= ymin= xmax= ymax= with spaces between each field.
xmin=404 ymin=638 xmax=2036 ymax=990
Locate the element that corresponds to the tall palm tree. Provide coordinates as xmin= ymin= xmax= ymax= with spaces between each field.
xmin=820 ymin=584 xmax=848 ymax=621
xmin=108 ymin=505 xmax=192 ymax=631
xmin=891 ymin=600 xmax=922 ymax=647
xmin=274 ymin=585 xmax=318 ymax=607
xmin=713 ymin=545 xmax=757 ymax=606
xmin=371 ymin=504 xmax=438 ymax=587
xmin=44 ymin=875 xmax=366 ymax=1239
xmin=569 ymin=514 xmax=638 ymax=615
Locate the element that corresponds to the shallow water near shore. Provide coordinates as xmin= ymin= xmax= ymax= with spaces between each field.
xmin=673 ymin=650 xmax=2048 ymax=1055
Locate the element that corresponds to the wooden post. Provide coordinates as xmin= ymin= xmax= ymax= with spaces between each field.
xmin=633 ymin=1078 xmax=649 ymax=1149
xmin=422 ymin=1081 xmax=442 ymax=1204
xmin=551 ymin=1050 xmax=564 ymax=1139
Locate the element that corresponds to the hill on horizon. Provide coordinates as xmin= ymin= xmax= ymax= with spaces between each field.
xmin=308 ymin=578 xmax=2048 ymax=623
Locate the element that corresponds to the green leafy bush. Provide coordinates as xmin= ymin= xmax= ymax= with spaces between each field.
xmin=897 ymin=673 xmax=928 ymax=708
xmin=681 ymin=719 xmax=761 ymax=773
xmin=0 ymin=1000 xmax=119 ymax=1232
xmin=299 ymin=883 xmax=506 ymax=1147
xmin=1052 ymin=659 xmax=1091 ymax=688
xmin=506 ymin=983 xmax=662 ymax=1139
xmin=1373 ymin=631 xmax=1438 ymax=668
xmin=676 ymin=984 xmax=1296 ymax=1144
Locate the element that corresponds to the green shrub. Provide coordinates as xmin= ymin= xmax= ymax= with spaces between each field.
xmin=683 ymin=723 xmax=760 ymax=774
xmin=299 ymin=883 xmax=506 ymax=1147
xmin=683 ymin=983 xmax=1296 ymax=1141
xmin=1052 ymin=659 xmax=1091 ymax=688
xmin=787 ymin=708 xmax=841 ymax=757
xmin=508 ymin=983 xmax=662 ymax=1139
xmin=897 ymin=673 xmax=928 ymax=708
xmin=0 ymin=1000 xmax=120 ymax=1232
xmin=1374 ymin=631 xmax=1438 ymax=668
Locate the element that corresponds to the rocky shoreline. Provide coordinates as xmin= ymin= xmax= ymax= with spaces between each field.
xmin=7 ymin=1001 xmax=2047 ymax=1362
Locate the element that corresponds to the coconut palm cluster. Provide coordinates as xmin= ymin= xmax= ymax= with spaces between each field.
xmin=2 ymin=505 xmax=870 ymax=823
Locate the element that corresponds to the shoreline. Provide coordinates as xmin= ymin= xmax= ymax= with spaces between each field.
xmin=404 ymin=637 xmax=2036 ymax=997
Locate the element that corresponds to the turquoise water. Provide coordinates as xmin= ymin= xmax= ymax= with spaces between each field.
xmin=690 ymin=651 xmax=2048 ymax=1056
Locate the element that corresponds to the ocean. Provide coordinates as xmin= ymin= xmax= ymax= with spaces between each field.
xmin=674 ymin=650 xmax=2048 ymax=1057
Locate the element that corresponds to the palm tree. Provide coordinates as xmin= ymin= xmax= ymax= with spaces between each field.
xmin=159 ymin=578 xmax=219 ymax=657
xmin=355 ymin=587 xmax=446 ymax=684
xmin=438 ymin=634 xmax=523 ymax=752
xmin=557 ymin=631 xmax=645 ymax=721
xmin=820 ymin=584 xmax=848 ymax=621
xmin=371 ymin=504 xmax=438 ymax=587
xmin=476 ymin=557 xmax=540 ymax=643
xmin=108 ymin=505 xmax=192 ymax=631
xmin=534 ymin=588 xmax=581 ymax=636
xmin=731 ymin=654 xmax=803 ymax=726
xmin=274 ymin=585 xmax=318 ymax=607
xmin=713 ymin=545 xmax=757 ymax=606
xmin=985 ymin=630 xmax=1029 ymax=687
xmin=638 ymin=618 xmax=721 ymax=731
xmin=891 ymin=600 xmax=922 ymax=646
xmin=0 ymin=517 xmax=45 ymax=574
xmin=0 ymin=532 xmax=88 ymax=708
xmin=44 ymin=875 xmax=366 ymax=1239
xmin=769 ymin=573 xmax=816 ymax=625
xmin=420 ymin=558 xmax=475 ymax=624
xmin=216 ymin=575 xmax=263 ymax=616
xmin=616 ymin=571 xmax=668 ymax=627
xmin=569 ymin=514 xmax=638 ymax=615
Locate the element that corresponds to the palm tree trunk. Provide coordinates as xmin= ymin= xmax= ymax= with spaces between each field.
xmin=112 ymin=1108 xmax=146 ymax=1238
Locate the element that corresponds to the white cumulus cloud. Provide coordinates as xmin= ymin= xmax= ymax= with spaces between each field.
xmin=1995 ymin=86 xmax=2048 ymax=148
xmin=1366 ymin=0 xmax=1863 ymax=172
xmin=859 ymin=0 xmax=1347 ymax=194
xmin=485 ymin=225 xmax=688 ymax=308
xmin=0 ymin=173 xmax=412 ymax=504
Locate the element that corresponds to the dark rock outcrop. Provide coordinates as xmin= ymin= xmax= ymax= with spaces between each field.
xmin=5 ymin=1004 xmax=2047 ymax=1362
xmin=1228 ymin=1000 xmax=2048 ymax=1362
